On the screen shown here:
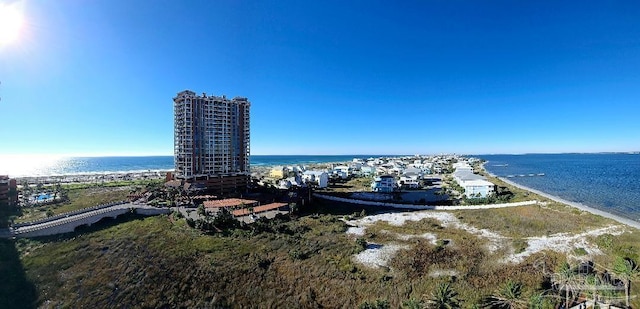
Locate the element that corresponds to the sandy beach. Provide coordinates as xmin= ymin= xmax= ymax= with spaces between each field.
xmin=12 ymin=161 xmax=343 ymax=186
xmin=15 ymin=170 xmax=171 ymax=186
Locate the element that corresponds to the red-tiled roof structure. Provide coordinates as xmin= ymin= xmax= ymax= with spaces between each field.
xmin=203 ymin=198 xmax=258 ymax=209
xmin=232 ymin=202 xmax=288 ymax=217
xmin=192 ymin=195 xmax=218 ymax=200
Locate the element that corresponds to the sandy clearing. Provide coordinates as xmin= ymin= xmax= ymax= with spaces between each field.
xmin=429 ymin=269 xmax=459 ymax=277
xmin=394 ymin=232 xmax=438 ymax=243
xmin=353 ymin=243 xmax=409 ymax=268
xmin=506 ymin=225 xmax=625 ymax=263
xmin=346 ymin=226 xmax=366 ymax=236
xmin=346 ymin=211 xmax=506 ymax=252
xmin=346 ymin=210 xmax=626 ymax=268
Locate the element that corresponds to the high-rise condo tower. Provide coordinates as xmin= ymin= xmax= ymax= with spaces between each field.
xmin=173 ymin=90 xmax=250 ymax=194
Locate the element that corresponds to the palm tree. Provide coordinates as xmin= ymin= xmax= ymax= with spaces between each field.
xmin=612 ymin=256 xmax=639 ymax=308
xmin=554 ymin=262 xmax=578 ymax=309
xmin=35 ymin=182 xmax=44 ymax=193
xmin=20 ymin=180 xmax=32 ymax=206
xmin=288 ymin=202 xmax=298 ymax=215
xmin=482 ymin=280 xmax=526 ymax=309
xmin=427 ymin=282 xmax=461 ymax=309
xmin=402 ymin=298 xmax=425 ymax=309
xmin=52 ymin=182 xmax=62 ymax=201
xmin=584 ymin=274 xmax=599 ymax=306
xmin=528 ymin=292 xmax=545 ymax=309
xmin=197 ymin=204 xmax=206 ymax=217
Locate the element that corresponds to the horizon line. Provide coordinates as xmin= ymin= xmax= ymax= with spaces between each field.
xmin=1 ymin=151 xmax=638 ymax=158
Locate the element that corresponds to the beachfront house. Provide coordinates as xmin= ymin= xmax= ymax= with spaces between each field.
xmin=371 ymin=175 xmax=397 ymax=192
xmin=302 ymin=171 xmax=329 ymax=188
xmin=460 ymin=179 xmax=495 ymax=198
xmin=453 ymin=161 xmax=495 ymax=198
xmin=290 ymin=165 xmax=305 ymax=174
xmin=388 ymin=166 xmax=403 ymax=176
xmin=398 ymin=175 xmax=420 ymax=189
xmin=360 ymin=166 xmax=377 ymax=177
xmin=403 ymin=167 xmax=424 ymax=179
xmin=408 ymin=162 xmax=433 ymax=173
xmin=278 ymin=179 xmax=292 ymax=190
xmin=278 ymin=175 xmax=304 ymax=190
xmin=332 ymin=165 xmax=350 ymax=180
xmin=349 ymin=162 xmax=362 ymax=171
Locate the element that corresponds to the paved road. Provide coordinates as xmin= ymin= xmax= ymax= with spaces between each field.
xmin=6 ymin=203 xmax=170 ymax=238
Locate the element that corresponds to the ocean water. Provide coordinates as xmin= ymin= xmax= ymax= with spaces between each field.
xmin=249 ymin=155 xmax=378 ymax=166
xmin=0 ymin=155 xmax=381 ymax=177
xmin=480 ymin=153 xmax=640 ymax=222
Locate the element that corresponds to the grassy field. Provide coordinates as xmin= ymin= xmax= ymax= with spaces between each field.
xmin=4 ymin=173 xmax=640 ymax=308
xmin=7 ymin=205 xmax=637 ymax=308
xmin=327 ymin=177 xmax=374 ymax=192
xmin=9 ymin=213 xmax=550 ymax=308
xmin=15 ymin=214 xmax=385 ymax=308
xmin=452 ymin=203 xmax=612 ymax=238
xmin=55 ymin=179 xmax=163 ymax=191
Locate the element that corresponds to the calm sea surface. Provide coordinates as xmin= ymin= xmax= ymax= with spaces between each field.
xmin=0 ymin=155 xmax=381 ymax=177
xmin=479 ymin=153 xmax=640 ymax=221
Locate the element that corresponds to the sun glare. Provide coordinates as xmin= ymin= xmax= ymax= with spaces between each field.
xmin=0 ymin=2 xmax=24 ymax=46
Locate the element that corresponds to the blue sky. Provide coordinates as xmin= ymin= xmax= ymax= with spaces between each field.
xmin=1 ymin=0 xmax=639 ymax=156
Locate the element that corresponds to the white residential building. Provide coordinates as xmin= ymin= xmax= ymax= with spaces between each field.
xmin=360 ymin=166 xmax=377 ymax=176
xmin=452 ymin=161 xmax=495 ymax=198
xmin=302 ymin=171 xmax=329 ymax=188
xmin=279 ymin=176 xmax=303 ymax=190
xmin=398 ymin=175 xmax=420 ymax=189
xmin=461 ymin=179 xmax=496 ymax=198
xmin=332 ymin=165 xmax=350 ymax=179
xmin=371 ymin=175 xmax=397 ymax=192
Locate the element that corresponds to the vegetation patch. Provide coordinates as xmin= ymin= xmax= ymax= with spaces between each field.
xmin=6 ymin=174 xmax=640 ymax=308
xmin=573 ymin=247 xmax=588 ymax=256
xmin=512 ymin=238 xmax=528 ymax=254
xmin=452 ymin=204 xmax=611 ymax=238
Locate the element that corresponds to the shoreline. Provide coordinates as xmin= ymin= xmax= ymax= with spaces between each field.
xmin=9 ymin=161 xmax=345 ymax=185
xmin=483 ymin=164 xmax=640 ymax=230
xmin=14 ymin=170 xmax=172 ymax=185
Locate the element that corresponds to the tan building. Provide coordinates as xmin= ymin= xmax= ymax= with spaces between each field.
xmin=269 ymin=166 xmax=288 ymax=179
xmin=0 ymin=175 xmax=18 ymax=207
xmin=173 ymin=90 xmax=251 ymax=194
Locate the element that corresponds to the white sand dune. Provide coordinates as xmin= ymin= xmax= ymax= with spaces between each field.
xmin=506 ymin=225 xmax=625 ymax=263
xmin=346 ymin=211 xmax=506 ymax=253
xmin=346 ymin=210 xmax=627 ymax=268
xmin=353 ymin=243 xmax=408 ymax=268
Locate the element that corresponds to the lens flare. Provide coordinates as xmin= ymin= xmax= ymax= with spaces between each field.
xmin=0 ymin=2 xmax=25 ymax=46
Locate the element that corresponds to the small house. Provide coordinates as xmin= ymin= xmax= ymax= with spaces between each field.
xmin=371 ymin=175 xmax=397 ymax=192
xmin=269 ymin=166 xmax=289 ymax=179
xmin=398 ymin=175 xmax=420 ymax=189
xmin=302 ymin=171 xmax=329 ymax=188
